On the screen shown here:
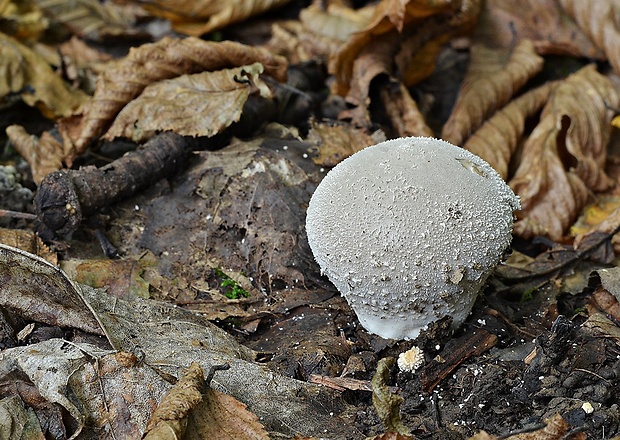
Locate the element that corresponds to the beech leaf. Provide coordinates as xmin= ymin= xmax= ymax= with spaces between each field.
xmin=141 ymin=0 xmax=290 ymax=36
xmin=0 ymin=33 xmax=88 ymax=119
xmin=6 ymin=125 xmax=64 ymax=185
xmin=441 ymin=39 xmax=544 ymax=146
xmin=510 ymin=65 xmax=619 ymax=240
xmin=463 ymin=81 xmax=557 ymax=179
xmin=104 ymin=63 xmax=271 ymax=143
xmin=558 ymin=0 xmax=620 ymax=75
xmin=58 ymin=37 xmax=287 ymax=162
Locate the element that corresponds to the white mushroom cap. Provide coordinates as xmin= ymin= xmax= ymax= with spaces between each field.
xmin=306 ymin=137 xmax=520 ymax=340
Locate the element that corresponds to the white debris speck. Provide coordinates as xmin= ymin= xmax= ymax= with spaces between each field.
xmin=397 ymin=346 xmax=424 ymax=372
xmin=206 ymin=214 xmax=212 ymax=220
xmin=303 ymin=153 xmax=308 ymax=158
xmin=435 ymin=344 xmax=441 ymax=350
xmin=477 ymin=318 xmax=486 ymax=325
xmin=134 ymin=205 xmax=140 ymax=211
xmin=582 ymin=402 xmax=594 ymax=414
xmin=283 ymin=145 xmax=289 ymax=150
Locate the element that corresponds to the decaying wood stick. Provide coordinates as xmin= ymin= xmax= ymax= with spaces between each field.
xmin=35 ymin=132 xmax=193 ymax=239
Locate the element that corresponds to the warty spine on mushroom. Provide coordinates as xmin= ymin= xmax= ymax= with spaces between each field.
xmin=305 ymin=136 xmax=520 ymax=340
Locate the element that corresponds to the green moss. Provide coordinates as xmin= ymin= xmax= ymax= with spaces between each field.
xmin=214 ymin=268 xmax=249 ymax=299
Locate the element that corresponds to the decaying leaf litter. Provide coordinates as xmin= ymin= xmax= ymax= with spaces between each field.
xmin=1 ymin=0 xmax=620 ymax=439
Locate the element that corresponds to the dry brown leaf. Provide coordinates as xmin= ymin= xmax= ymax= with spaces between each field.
xmin=475 ymin=0 xmax=604 ymax=59
xmin=33 ymin=0 xmax=144 ymax=41
xmin=441 ymin=39 xmax=544 ymax=146
xmin=558 ymin=0 xmax=620 ymax=75
xmin=0 ymin=33 xmax=88 ymax=118
xmin=572 ymin=199 xmax=620 ymax=254
xmin=57 ymin=37 xmax=287 ymax=162
xmin=143 ymin=0 xmax=290 ymax=36
xmin=395 ymin=0 xmax=480 ymax=87
xmin=6 ymin=125 xmax=64 ymax=184
xmin=0 ymin=0 xmax=47 ymax=40
xmin=104 ymin=63 xmax=271 ymax=143
xmin=0 ymin=228 xmax=56 ymax=265
xmin=144 ymin=362 xmax=269 ymax=440
xmin=380 ymin=80 xmax=433 ymax=138
xmin=463 ymin=81 xmax=557 ymax=179
xmin=307 ymin=120 xmax=384 ymax=167
xmin=267 ymin=4 xmax=375 ymax=65
xmin=510 ymin=65 xmax=618 ymax=240
xmin=329 ymin=0 xmax=460 ymax=97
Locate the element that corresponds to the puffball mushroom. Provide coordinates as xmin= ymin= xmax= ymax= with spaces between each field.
xmin=305 ymin=137 xmax=520 ymax=340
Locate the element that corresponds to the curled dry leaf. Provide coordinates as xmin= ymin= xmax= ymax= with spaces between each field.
xmin=35 ymin=0 xmax=144 ymax=41
xmin=572 ymin=200 xmax=620 ymax=254
xmin=395 ymin=0 xmax=480 ymax=87
xmin=104 ymin=63 xmax=271 ymax=143
xmin=0 ymin=0 xmax=47 ymax=40
xmin=307 ymin=120 xmax=384 ymax=167
xmin=467 ymin=414 xmax=585 ymax=439
xmin=6 ymin=125 xmax=64 ymax=184
xmin=510 ymin=65 xmax=619 ymax=240
xmin=463 ymin=81 xmax=557 ymax=179
xmin=329 ymin=0 xmax=460 ymax=97
xmin=0 ymin=227 xmax=57 ymax=265
xmin=441 ymin=39 xmax=544 ymax=146
xmin=145 ymin=362 xmax=269 ymax=440
xmin=143 ymin=0 xmax=290 ymax=36
xmin=267 ymin=3 xmax=374 ymax=64
xmin=558 ymin=0 xmax=620 ymax=75
xmin=58 ymin=37 xmax=287 ymax=162
xmin=380 ymin=80 xmax=433 ymax=138
xmin=0 ymin=33 xmax=88 ymax=119
xmin=475 ymin=0 xmax=603 ymax=59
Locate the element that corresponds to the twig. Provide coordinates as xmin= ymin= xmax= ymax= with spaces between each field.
xmin=35 ymin=132 xmax=194 ymax=239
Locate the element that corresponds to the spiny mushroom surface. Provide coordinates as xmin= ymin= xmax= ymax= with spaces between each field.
xmin=306 ymin=137 xmax=520 ymax=340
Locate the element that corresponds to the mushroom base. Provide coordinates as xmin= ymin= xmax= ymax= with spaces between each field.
xmin=347 ymin=288 xmax=480 ymax=340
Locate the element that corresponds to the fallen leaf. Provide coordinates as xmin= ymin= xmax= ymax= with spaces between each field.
xmin=0 ymin=227 xmax=56 ymax=265
xmin=307 ymin=119 xmax=384 ymax=167
xmin=0 ymin=243 xmax=103 ymax=335
xmin=572 ymin=198 xmax=620 ymax=254
xmin=143 ymin=0 xmax=290 ymax=36
xmin=379 ymin=80 xmax=434 ymax=138
xmin=6 ymin=125 xmax=64 ymax=184
xmin=145 ymin=362 xmax=270 ymax=440
xmin=58 ymin=37 xmax=287 ymax=162
xmin=558 ymin=0 xmax=620 ymax=75
xmin=329 ymin=0 xmax=462 ymax=97
xmin=463 ymin=81 xmax=557 ymax=179
xmin=0 ymin=0 xmax=47 ymax=40
xmin=372 ymin=357 xmax=411 ymax=436
xmin=510 ymin=65 xmax=618 ymax=240
xmin=104 ymin=63 xmax=271 ymax=143
xmin=475 ymin=0 xmax=604 ymax=59
xmin=0 ymin=33 xmax=88 ymax=119
xmin=267 ymin=3 xmax=374 ymax=64
xmin=441 ymin=39 xmax=544 ymax=146
xmin=35 ymin=0 xmax=145 ymax=41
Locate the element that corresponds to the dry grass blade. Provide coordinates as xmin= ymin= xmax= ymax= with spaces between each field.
xmin=441 ymin=39 xmax=544 ymax=146
xmin=510 ymin=65 xmax=618 ymax=240
xmin=57 ymin=37 xmax=287 ymax=161
xmin=559 ymin=0 xmax=620 ymax=75
xmin=463 ymin=81 xmax=557 ymax=179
